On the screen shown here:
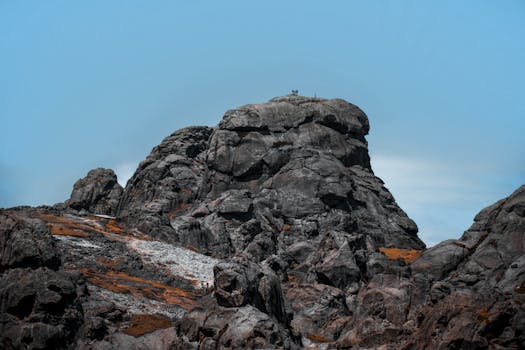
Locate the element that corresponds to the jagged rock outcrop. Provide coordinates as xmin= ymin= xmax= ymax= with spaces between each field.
xmin=0 ymin=213 xmax=86 ymax=350
xmin=67 ymin=168 xmax=123 ymax=216
xmin=108 ymin=95 xmax=428 ymax=347
xmin=0 ymin=213 xmax=60 ymax=272
xmin=117 ymin=126 xmax=212 ymax=241
xmin=201 ymin=95 xmax=422 ymax=251
xmin=115 ymin=96 xmax=423 ymax=258
xmin=1 ymin=95 xmax=523 ymax=349
xmin=213 ymin=258 xmax=288 ymax=324
xmin=402 ymin=185 xmax=525 ymax=350
xmin=174 ymin=303 xmax=297 ymax=350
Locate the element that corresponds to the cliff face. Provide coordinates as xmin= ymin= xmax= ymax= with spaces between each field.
xmin=117 ymin=95 xmax=424 ymax=256
xmin=1 ymin=95 xmax=523 ymax=349
xmin=404 ymin=185 xmax=525 ymax=349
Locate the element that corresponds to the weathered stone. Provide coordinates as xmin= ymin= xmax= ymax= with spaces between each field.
xmin=213 ymin=258 xmax=287 ymax=324
xmin=402 ymin=185 xmax=525 ymax=350
xmin=314 ymin=240 xmax=361 ymax=289
xmin=2 ymin=95 xmax=523 ymax=349
xmin=0 ymin=213 xmax=60 ymax=272
xmin=0 ymin=213 xmax=86 ymax=350
xmin=67 ymin=168 xmax=123 ymax=215
xmin=285 ymin=282 xmax=351 ymax=343
xmin=214 ymin=189 xmax=253 ymax=214
xmin=117 ymin=126 xmax=212 ymax=239
xmin=175 ymin=305 xmax=297 ymax=349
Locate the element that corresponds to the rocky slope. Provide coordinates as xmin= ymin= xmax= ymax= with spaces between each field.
xmin=1 ymin=95 xmax=523 ymax=349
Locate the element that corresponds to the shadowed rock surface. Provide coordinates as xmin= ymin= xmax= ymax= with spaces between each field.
xmin=401 ymin=185 xmax=525 ymax=350
xmin=1 ymin=95 xmax=523 ymax=349
xmin=0 ymin=213 xmax=86 ymax=350
xmin=117 ymin=126 xmax=213 ymax=241
xmin=67 ymin=168 xmax=123 ymax=216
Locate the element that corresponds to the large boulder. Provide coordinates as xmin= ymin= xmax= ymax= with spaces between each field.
xmin=109 ymin=95 xmax=428 ymax=347
xmin=67 ymin=168 xmax=123 ymax=216
xmin=213 ymin=258 xmax=288 ymax=324
xmin=0 ymin=213 xmax=86 ymax=350
xmin=0 ymin=213 xmax=60 ymax=272
xmin=115 ymin=96 xmax=424 ymax=258
xmin=174 ymin=305 xmax=297 ymax=349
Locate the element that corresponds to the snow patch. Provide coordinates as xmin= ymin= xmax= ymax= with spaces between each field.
xmin=54 ymin=235 xmax=102 ymax=249
xmin=128 ymin=240 xmax=220 ymax=288
xmin=88 ymin=285 xmax=185 ymax=319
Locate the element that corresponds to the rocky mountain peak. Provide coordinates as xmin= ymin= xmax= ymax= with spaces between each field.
xmin=1 ymin=96 xmax=523 ymax=349
xmin=113 ymin=96 xmax=423 ymax=256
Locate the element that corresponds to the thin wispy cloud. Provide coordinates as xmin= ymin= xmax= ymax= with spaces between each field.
xmin=114 ymin=162 xmax=138 ymax=188
xmin=371 ymin=155 xmax=484 ymax=205
xmin=370 ymin=154 xmax=497 ymax=247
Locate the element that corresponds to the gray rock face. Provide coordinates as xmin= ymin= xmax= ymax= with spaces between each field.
xmin=132 ymin=96 xmax=422 ymax=254
xmin=174 ymin=304 xmax=298 ymax=349
xmin=122 ymin=95 xmax=426 ymax=347
xmin=117 ymin=126 xmax=212 ymax=240
xmin=285 ymin=282 xmax=351 ymax=343
xmin=0 ymin=214 xmax=60 ymax=272
xmin=213 ymin=258 xmax=288 ymax=324
xmin=67 ymin=168 xmax=123 ymax=216
xmin=105 ymin=95 xmax=428 ymax=347
xmin=0 ymin=212 xmax=86 ymax=350
xmin=2 ymin=95 xmax=523 ymax=349
xmin=402 ymin=185 xmax=525 ymax=350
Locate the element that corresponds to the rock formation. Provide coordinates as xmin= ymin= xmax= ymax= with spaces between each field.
xmin=403 ymin=185 xmax=525 ymax=349
xmin=67 ymin=168 xmax=123 ymax=216
xmin=0 ymin=213 xmax=86 ymax=349
xmin=1 ymin=95 xmax=523 ymax=349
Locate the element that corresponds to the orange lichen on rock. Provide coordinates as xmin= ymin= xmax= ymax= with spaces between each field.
xmin=37 ymin=212 xmax=150 ymax=241
xmin=49 ymin=224 xmax=91 ymax=238
xmin=477 ymin=309 xmax=489 ymax=323
xmin=80 ymin=269 xmax=197 ymax=310
xmin=307 ymin=334 xmax=331 ymax=343
xmin=105 ymin=219 xmax=124 ymax=233
xmin=282 ymin=224 xmax=292 ymax=233
xmin=378 ymin=247 xmax=422 ymax=263
xmin=37 ymin=213 xmax=99 ymax=234
xmin=287 ymin=275 xmax=298 ymax=282
xmin=183 ymin=245 xmax=200 ymax=253
xmin=122 ymin=314 xmax=172 ymax=337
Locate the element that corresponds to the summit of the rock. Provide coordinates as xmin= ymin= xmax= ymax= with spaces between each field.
xmin=114 ymin=96 xmax=423 ymax=256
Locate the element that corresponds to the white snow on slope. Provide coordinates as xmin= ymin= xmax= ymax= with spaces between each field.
xmin=128 ymin=239 xmax=221 ymax=288
xmin=88 ymin=285 xmax=185 ymax=318
xmin=54 ymin=235 xmax=102 ymax=249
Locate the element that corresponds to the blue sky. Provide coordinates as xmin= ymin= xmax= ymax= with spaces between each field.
xmin=1 ymin=1 xmax=524 ymax=246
